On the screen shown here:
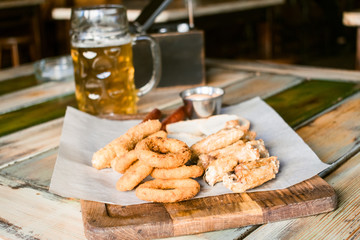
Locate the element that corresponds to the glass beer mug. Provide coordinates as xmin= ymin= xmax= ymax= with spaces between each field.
xmin=70 ymin=5 xmax=161 ymax=116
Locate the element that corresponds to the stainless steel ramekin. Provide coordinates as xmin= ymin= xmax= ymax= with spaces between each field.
xmin=180 ymin=86 xmax=224 ymax=119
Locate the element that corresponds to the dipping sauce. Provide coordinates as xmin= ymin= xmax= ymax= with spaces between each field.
xmin=185 ymin=93 xmax=221 ymax=101
xmin=180 ymin=86 xmax=224 ymax=119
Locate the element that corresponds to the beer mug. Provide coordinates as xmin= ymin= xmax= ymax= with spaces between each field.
xmin=70 ymin=5 xmax=161 ymax=116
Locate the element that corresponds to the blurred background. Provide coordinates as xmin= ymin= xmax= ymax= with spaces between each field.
xmin=1 ymin=0 xmax=360 ymax=70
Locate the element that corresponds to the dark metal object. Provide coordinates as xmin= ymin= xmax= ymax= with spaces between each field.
xmin=130 ymin=0 xmax=173 ymax=33
xmin=130 ymin=0 xmax=205 ymax=88
xmin=133 ymin=30 xmax=205 ymax=88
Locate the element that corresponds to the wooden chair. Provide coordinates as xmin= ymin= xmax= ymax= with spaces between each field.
xmin=0 ymin=5 xmax=42 ymax=68
xmin=0 ymin=36 xmax=35 ymax=67
xmin=343 ymin=9 xmax=360 ymax=70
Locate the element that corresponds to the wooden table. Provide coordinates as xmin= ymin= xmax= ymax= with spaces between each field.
xmin=0 ymin=59 xmax=360 ymax=239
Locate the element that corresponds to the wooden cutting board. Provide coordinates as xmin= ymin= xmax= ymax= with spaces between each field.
xmin=81 ymin=175 xmax=336 ymax=240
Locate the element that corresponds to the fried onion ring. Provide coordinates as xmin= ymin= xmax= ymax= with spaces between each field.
xmin=111 ymin=131 xmax=167 ymax=173
xmin=111 ymin=150 xmax=137 ymax=174
xmin=135 ymin=179 xmax=200 ymax=203
xmin=116 ymin=160 xmax=153 ymax=191
xmin=92 ymin=119 xmax=161 ymax=169
xmin=151 ymin=165 xmax=204 ymax=179
xmin=135 ymin=137 xmax=191 ymax=169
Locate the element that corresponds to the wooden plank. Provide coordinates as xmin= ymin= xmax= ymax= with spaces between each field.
xmin=0 ymin=74 xmax=38 ymax=96
xmin=82 ymin=176 xmax=336 ymax=239
xmin=222 ymin=73 xmax=303 ymax=106
xmin=0 ymin=94 xmax=76 ymax=137
xmin=0 ymin=149 xmax=58 ymax=188
xmin=0 ymin=175 xmax=85 ymax=240
xmin=0 ymin=80 xmax=75 ymax=114
xmin=297 ymin=91 xmax=360 ymax=164
xmin=206 ymin=67 xmax=254 ymax=87
xmin=206 ymin=59 xmax=360 ymax=82
xmin=137 ymin=85 xmax=195 ymax=112
xmin=0 ymin=63 xmax=34 ymax=82
xmin=242 ymin=152 xmax=360 ymax=240
xmin=0 ymin=64 xmax=38 ymax=95
xmin=265 ymin=80 xmax=360 ymax=127
xmin=0 ymin=118 xmax=62 ymax=166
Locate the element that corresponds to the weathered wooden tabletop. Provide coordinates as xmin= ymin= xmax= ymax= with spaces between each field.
xmin=0 ymin=59 xmax=359 ymax=239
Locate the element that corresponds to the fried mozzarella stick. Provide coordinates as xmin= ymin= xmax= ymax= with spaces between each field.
xmin=201 ymin=139 xmax=270 ymax=186
xmin=198 ymin=139 xmax=268 ymax=169
xmin=222 ymin=156 xmax=279 ymax=193
xmin=204 ymin=157 xmax=239 ymax=186
xmin=191 ymin=126 xmax=244 ymax=157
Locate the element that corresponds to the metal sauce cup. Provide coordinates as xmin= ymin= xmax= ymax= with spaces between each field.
xmin=180 ymin=86 xmax=224 ymax=119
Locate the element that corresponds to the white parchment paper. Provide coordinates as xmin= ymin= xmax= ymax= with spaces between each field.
xmin=49 ymin=97 xmax=329 ymax=205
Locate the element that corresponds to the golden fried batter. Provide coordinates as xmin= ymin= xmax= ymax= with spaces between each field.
xmin=111 ymin=131 xmax=167 ymax=173
xmin=198 ymin=139 xmax=268 ymax=171
xmin=136 ymin=178 xmax=200 ymax=203
xmin=223 ymin=156 xmax=279 ymax=193
xmin=204 ymin=157 xmax=238 ymax=186
xmin=116 ymin=160 xmax=153 ymax=191
xmin=225 ymin=117 xmax=250 ymax=132
xmin=191 ymin=126 xmax=244 ymax=157
xmin=151 ymin=165 xmax=204 ymax=179
xmin=92 ymin=119 xmax=161 ymax=169
xmin=136 ymin=136 xmax=191 ymax=169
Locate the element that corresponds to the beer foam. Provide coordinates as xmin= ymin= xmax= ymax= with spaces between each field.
xmin=72 ymin=35 xmax=132 ymax=48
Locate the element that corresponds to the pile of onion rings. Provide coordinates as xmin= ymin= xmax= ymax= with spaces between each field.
xmin=115 ymin=133 xmax=202 ymax=202
xmin=92 ymin=107 xmax=202 ymax=203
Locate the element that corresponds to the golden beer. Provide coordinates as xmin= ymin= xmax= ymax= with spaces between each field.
xmin=71 ymin=42 xmax=138 ymax=115
xmin=70 ymin=5 xmax=160 ymax=116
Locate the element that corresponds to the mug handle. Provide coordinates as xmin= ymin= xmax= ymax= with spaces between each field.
xmin=133 ymin=35 xmax=161 ymax=97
